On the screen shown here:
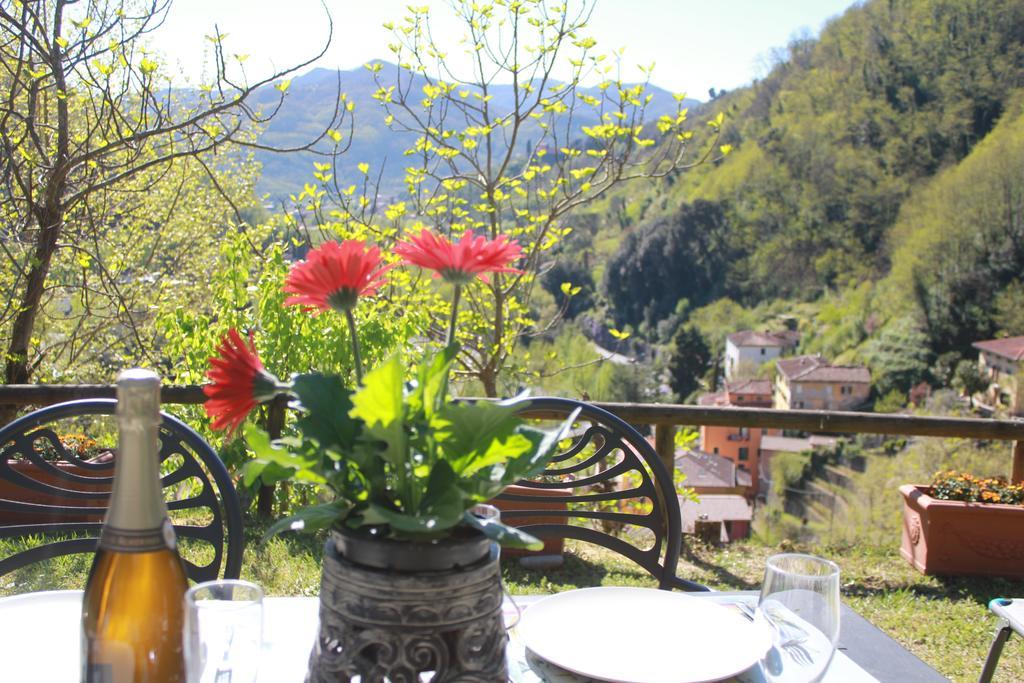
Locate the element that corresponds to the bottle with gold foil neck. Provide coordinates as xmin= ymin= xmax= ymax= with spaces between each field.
xmin=81 ymin=369 xmax=189 ymax=683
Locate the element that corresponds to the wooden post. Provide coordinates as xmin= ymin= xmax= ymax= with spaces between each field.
xmin=1013 ymin=441 xmax=1024 ymax=484
xmin=654 ymin=423 xmax=688 ymax=558
xmin=257 ymin=396 xmax=288 ymax=519
xmin=654 ymin=424 xmax=676 ymax=478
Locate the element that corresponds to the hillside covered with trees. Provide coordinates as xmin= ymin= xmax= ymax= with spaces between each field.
xmin=550 ymin=0 xmax=1024 ymax=406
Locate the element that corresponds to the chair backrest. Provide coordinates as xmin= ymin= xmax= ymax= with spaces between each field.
xmin=0 ymin=399 xmax=243 ymax=586
xmin=502 ymin=397 xmax=707 ymax=591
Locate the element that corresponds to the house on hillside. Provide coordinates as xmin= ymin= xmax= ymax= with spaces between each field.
xmin=774 ymin=355 xmax=870 ymax=411
xmin=724 ymin=330 xmax=800 ymax=381
xmin=675 ymin=448 xmax=754 ymax=496
xmin=697 ymin=379 xmax=777 ymax=495
xmin=972 ymin=336 xmax=1024 ymax=414
xmin=675 ymin=449 xmax=754 ymax=543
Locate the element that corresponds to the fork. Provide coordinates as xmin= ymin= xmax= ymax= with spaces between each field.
xmin=781 ymin=639 xmax=813 ymax=666
xmin=739 ymin=602 xmax=813 ymax=666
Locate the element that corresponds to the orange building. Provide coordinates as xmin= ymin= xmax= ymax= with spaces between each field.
xmin=697 ymin=379 xmax=776 ymax=496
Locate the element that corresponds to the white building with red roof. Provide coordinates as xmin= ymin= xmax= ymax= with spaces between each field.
xmin=724 ymin=329 xmax=800 ymax=381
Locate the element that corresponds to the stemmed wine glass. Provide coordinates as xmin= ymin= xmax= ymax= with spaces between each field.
xmin=755 ymin=553 xmax=841 ymax=683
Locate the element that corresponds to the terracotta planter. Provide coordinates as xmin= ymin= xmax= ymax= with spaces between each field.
xmin=306 ymin=526 xmax=507 ymax=682
xmin=490 ymin=484 xmax=572 ymax=557
xmin=0 ymin=461 xmax=109 ymax=524
xmin=899 ymin=484 xmax=1024 ymax=579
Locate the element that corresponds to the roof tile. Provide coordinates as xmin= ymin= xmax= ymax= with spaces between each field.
xmin=973 ymin=336 xmax=1024 ymax=362
xmin=776 ymin=354 xmax=869 ymax=383
xmin=727 ymin=330 xmax=800 ymax=348
xmin=675 ymin=449 xmax=748 ymax=489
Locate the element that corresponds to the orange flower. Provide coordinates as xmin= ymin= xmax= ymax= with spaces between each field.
xmin=284 ymin=240 xmax=391 ymax=314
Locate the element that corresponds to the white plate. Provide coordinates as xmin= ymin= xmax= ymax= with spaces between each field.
xmin=517 ymin=587 xmax=771 ymax=683
xmin=0 ymin=590 xmax=82 ymax=681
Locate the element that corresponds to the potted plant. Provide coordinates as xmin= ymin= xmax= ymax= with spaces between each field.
xmin=899 ymin=470 xmax=1024 ymax=579
xmin=490 ymin=483 xmax=574 ymax=559
xmin=0 ymin=433 xmax=109 ymax=524
xmin=203 ymin=233 xmax=574 ymax=681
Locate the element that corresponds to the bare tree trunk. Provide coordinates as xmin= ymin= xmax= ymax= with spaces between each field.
xmin=0 ymin=213 xmax=61 ymax=425
xmin=480 ymin=367 xmax=498 ymax=398
xmin=5 ymin=218 xmax=60 ymax=383
xmin=255 ymin=395 xmax=289 ymax=519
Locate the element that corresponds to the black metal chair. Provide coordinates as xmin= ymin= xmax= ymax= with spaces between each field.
xmin=502 ymin=397 xmax=707 ymax=591
xmin=0 ymin=399 xmax=243 ymax=585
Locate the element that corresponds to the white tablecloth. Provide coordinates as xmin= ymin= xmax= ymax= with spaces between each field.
xmin=0 ymin=590 xmax=876 ymax=682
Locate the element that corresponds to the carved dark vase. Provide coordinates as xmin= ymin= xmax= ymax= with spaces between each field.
xmin=306 ymin=526 xmax=508 ymax=682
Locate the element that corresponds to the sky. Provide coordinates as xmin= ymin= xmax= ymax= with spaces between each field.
xmin=147 ymin=0 xmax=861 ymax=97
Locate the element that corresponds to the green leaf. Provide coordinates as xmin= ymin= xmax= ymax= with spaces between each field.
xmin=263 ymin=500 xmax=350 ymax=540
xmin=242 ymin=423 xmax=325 ymax=486
xmin=498 ymin=408 xmax=580 ymax=487
xmin=435 ymin=400 xmax=522 ymax=473
xmin=291 ymin=373 xmax=360 ymax=451
xmin=243 ymin=460 xmax=295 ymax=489
xmin=460 ymin=432 xmax=535 ymax=478
xmin=364 ymin=502 xmax=460 ymax=534
xmin=350 ymin=356 xmax=407 ymax=466
xmin=462 ymin=510 xmax=543 ymax=550
xmin=407 ymin=344 xmax=458 ymax=419
xmin=418 ymin=460 xmax=465 ymax=522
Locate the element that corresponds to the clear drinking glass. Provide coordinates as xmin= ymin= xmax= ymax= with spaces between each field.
xmin=470 ymin=503 xmax=503 ymax=559
xmin=470 ymin=503 xmax=501 ymax=522
xmin=184 ymin=579 xmax=264 ymax=683
xmin=471 ymin=503 xmax=524 ymax=630
xmin=755 ymin=554 xmax=841 ymax=683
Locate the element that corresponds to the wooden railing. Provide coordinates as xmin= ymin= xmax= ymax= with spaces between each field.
xmin=3 ymin=384 xmax=1022 ymax=486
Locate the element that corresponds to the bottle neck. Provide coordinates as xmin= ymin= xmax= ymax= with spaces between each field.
xmin=101 ymin=371 xmax=173 ymax=550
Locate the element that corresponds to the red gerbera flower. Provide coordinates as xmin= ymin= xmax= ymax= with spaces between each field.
xmin=204 ymin=329 xmax=280 ymax=435
xmin=394 ymin=229 xmax=523 ymax=285
xmin=284 ymin=240 xmax=391 ymax=314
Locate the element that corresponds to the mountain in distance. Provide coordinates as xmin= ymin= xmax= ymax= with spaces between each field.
xmin=247 ymin=63 xmax=701 ymax=200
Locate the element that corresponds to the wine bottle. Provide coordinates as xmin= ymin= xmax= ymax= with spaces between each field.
xmin=82 ymin=369 xmax=189 ymax=683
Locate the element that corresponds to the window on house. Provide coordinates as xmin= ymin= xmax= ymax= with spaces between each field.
xmin=760 ymin=348 xmax=766 ymax=356
xmin=738 ymin=427 xmax=749 ymax=439
xmin=738 ymin=447 xmax=749 ymax=461
xmin=713 ymin=447 xmax=719 ymax=455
